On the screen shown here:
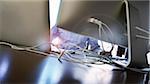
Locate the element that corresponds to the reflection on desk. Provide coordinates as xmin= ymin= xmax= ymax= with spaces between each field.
xmin=0 ymin=46 xmax=149 ymax=84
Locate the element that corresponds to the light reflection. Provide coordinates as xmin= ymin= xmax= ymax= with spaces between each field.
xmin=147 ymin=52 xmax=150 ymax=65
xmin=51 ymin=37 xmax=62 ymax=46
xmin=36 ymin=36 xmax=51 ymax=51
xmin=71 ymin=64 xmax=88 ymax=82
xmin=98 ymin=40 xmax=118 ymax=56
xmin=51 ymin=37 xmax=63 ymax=52
xmin=71 ymin=64 xmax=115 ymax=84
xmin=37 ymin=57 xmax=64 ymax=84
xmin=0 ymin=55 xmax=9 ymax=80
xmin=82 ymin=65 xmax=113 ymax=84
xmin=98 ymin=40 xmax=114 ymax=52
xmin=111 ymin=45 xmax=118 ymax=56
xmin=50 ymin=0 xmax=61 ymax=29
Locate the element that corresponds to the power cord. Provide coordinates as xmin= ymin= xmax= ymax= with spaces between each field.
xmin=0 ymin=41 xmax=62 ymax=58
xmin=88 ymin=17 xmax=115 ymax=54
xmin=0 ymin=41 xmax=150 ymax=73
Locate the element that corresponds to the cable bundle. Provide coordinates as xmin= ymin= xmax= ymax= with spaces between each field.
xmin=0 ymin=41 xmax=150 ymax=73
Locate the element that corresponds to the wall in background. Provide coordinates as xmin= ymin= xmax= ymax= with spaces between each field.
xmin=0 ymin=0 xmax=49 ymax=46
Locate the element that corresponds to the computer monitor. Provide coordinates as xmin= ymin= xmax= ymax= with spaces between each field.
xmin=0 ymin=0 xmax=49 ymax=46
xmin=56 ymin=0 xmax=149 ymax=68
xmin=57 ymin=0 xmax=127 ymax=47
xmin=127 ymin=1 xmax=149 ymax=68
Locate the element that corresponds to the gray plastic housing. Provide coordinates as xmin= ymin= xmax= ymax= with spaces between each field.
xmin=57 ymin=0 xmax=149 ymax=68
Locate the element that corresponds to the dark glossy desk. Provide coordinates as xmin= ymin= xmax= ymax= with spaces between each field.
xmin=0 ymin=45 xmax=149 ymax=84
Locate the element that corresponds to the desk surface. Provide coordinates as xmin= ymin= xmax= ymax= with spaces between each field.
xmin=0 ymin=45 xmax=149 ymax=84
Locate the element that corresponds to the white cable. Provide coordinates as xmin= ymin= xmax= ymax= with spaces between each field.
xmin=88 ymin=17 xmax=115 ymax=53
xmin=101 ymin=22 xmax=116 ymax=43
xmin=98 ymin=25 xmax=105 ymax=51
xmin=0 ymin=41 xmax=84 ymax=63
xmin=136 ymin=35 xmax=150 ymax=40
xmin=65 ymin=42 xmax=92 ymax=53
xmin=0 ymin=41 xmax=63 ymax=58
xmin=1 ymin=41 xmax=149 ymax=73
xmin=135 ymin=26 xmax=150 ymax=35
xmin=0 ymin=41 xmax=111 ymax=65
xmin=66 ymin=49 xmax=150 ymax=73
xmin=0 ymin=42 xmax=27 ymax=50
xmin=100 ymin=25 xmax=114 ymax=51
xmin=99 ymin=21 xmax=115 ymax=52
xmin=87 ymin=7 xmax=149 ymax=73
xmin=64 ymin=50 xmax=108 ymax=65
xmin=88 ymin=17 xmax=116 ymax=43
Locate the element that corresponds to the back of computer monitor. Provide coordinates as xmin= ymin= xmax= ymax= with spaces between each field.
xmin=57 ymin=0 xmax=128 ymax=47
xmin=128 ymin=1 xmax=149 ymax=68
xmin=57 ymin=0 xmax=150 ymax=68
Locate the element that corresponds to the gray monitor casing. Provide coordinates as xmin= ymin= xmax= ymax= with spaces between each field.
xmin=57 ymin=0 xmax=149 ymax=68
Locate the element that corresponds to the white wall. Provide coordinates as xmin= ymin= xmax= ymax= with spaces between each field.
xmin=50 ymin=0 xmax=61 ymax=29
xmin=0 ymin=0 xmax=49 ymax=46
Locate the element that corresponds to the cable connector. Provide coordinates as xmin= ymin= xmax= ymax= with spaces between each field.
xmin=88 ymin=18 xmax=102 ymax=28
